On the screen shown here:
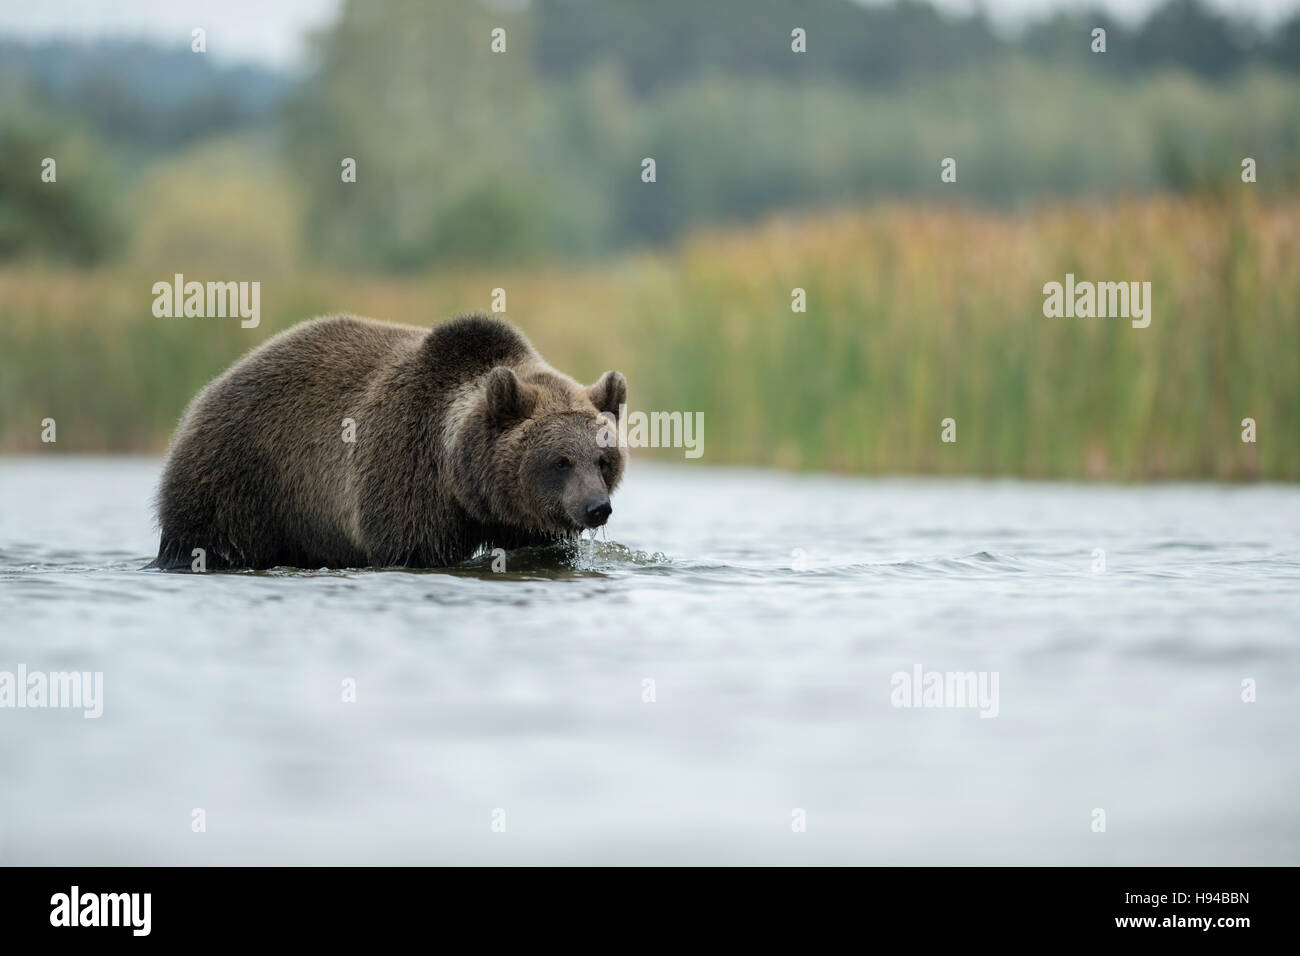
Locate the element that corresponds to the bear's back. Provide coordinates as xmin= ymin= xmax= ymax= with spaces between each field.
xmin=179 ymin=314 xmax=421 ymax=443
xmin=158 ymin=315 xmax=425 ymax=564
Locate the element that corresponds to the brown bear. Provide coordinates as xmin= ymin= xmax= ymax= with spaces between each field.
xmin=149 ymin=313 xmax=627 ymax=570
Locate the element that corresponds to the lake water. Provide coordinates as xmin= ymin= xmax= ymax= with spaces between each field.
xmin=1 ymin=456 xmax=1297 ymax=865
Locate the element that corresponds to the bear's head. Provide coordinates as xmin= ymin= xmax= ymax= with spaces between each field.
xmin=448 ymin=365 xmax=628 ymax=536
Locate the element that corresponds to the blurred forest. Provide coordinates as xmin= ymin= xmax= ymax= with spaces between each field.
xmin=3 ymin=0 xmax=1300 ymax=270
xmin=1 ymin=0 xmax=1297 ymax=477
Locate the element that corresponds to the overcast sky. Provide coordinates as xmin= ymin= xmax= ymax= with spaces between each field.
xmin=0 ymin=0 xmax=1295 ymax=69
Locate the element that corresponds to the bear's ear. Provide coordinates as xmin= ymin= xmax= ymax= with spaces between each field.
xmin=485 ymin=366 xmax=536 ymax=422
xmin=587 ymin=370 xmax=627 ymax=418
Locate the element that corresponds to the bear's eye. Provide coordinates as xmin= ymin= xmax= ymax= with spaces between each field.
xmin=553 ymin=458 xmax=572 ymax=473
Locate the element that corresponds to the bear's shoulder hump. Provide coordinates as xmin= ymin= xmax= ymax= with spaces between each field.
xmin=422 ymin=313 xmax=536 ymax=374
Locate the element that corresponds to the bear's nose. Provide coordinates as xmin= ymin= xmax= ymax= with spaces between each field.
xmin=584 ymin=496 xmax=612 ymax=527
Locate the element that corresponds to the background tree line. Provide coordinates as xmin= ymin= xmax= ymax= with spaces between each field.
xmin=2 ymin=0 xmax=1300 ymax=270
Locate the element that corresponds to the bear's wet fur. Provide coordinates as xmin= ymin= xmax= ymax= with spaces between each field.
xmin=149 ymin=313 xmax=627 ymax=570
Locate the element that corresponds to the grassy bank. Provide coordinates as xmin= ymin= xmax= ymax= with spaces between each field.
xmin=2 ymin=193 xmax=1297 ymax=479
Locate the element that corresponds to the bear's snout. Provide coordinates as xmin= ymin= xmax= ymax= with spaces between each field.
xmin=583 ymin=495 xmax=612 ymax=528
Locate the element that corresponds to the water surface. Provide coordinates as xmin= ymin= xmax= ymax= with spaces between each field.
xmin=1 ymin=457 xmax=1297 ymax=864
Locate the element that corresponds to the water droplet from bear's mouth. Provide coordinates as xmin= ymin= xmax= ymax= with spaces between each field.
xmin=575 ymin=528 xmax=605 ymax=570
